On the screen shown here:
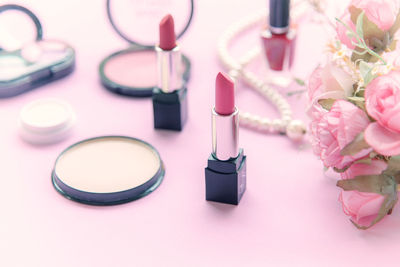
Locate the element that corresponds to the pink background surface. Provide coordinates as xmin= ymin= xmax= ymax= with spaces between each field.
xmin=1 ymin=0 xmax=400 ymax=266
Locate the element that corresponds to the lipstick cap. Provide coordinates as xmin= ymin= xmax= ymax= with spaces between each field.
xmin=269 ymin=0 xmax=290 ymax=29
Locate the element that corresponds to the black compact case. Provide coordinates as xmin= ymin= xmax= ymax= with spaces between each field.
xmin=153 ymin=87 xmax=188 ymax=131
xmin=205 ymin=149 xmax=247 ymax=205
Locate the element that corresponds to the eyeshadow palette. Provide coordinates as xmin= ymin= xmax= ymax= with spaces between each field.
xmin=0 ymin=5 xmax=75 ymax=97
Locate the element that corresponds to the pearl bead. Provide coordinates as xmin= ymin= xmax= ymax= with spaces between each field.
xmin=239 ymin=112 xmax=251 ymax=124
xmin=229 ymin=69 xmax=240 ymax=81
xmin=271 ymin=119 xmax=284 ymax=133
xmin=286 ymin=120 xmax=307 ymax=141
xmin=248 ymin=114 xmax=259 ymax=127
xmin=259 ymin=118 xmax=271 ymax=132
xmin=252 ymin=115 xmax=262 ymax=128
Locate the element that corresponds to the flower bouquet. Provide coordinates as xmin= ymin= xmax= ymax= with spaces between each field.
xmin=308 ymin=0 xmax=400 ymax=229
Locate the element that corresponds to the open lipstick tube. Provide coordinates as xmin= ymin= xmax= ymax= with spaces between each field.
xmin=205 ymin=72 xmax=247 ymax=205
xmin=152 ymin=14 xmax=188 ymax=131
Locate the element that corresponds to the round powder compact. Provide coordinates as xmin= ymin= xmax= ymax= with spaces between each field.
xmin=19 ymin=98 xmax=75 ymax=145
xmin=99 ymin=43 xmax=191 ymax=97
xmin=52 ymin=136 xmax=165 ymax=205
xmin=98 ymin=0 xmax=193 ymax=97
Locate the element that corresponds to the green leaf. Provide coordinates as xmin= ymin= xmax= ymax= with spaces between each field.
xmin=294 ymin=77 xmax=305 ymax=86
xmin=389 ymin=11 xmax=400 ymax=37
xmin=364 ymin=72 xmax=377 ymax=85
xmin=333 ymin=165 xmax=351 ymax=173
xmin=340 ymin=8 xmax=387 ymax=64
xmin=353 ymin=157 xmax=372 ymax=165
xmin=352 ymin=49 xmax=380 ymax=64
xmin=349 ymin=5 xmax=361 ymax=25
xmin=335 ymin=40 xmax=341 ymax=49
xmin=318 ymin=98 xmax=336 ymax=111
xmin=384 ymin=156 xmax=400 ymax=177
xmin=336 ymin=17 xmax=363 ymax=44
xmin=359 ymin=61 xmax=371 ymax=78
xmin=371 ymin=37 xmax=384 ymax=50
xmin=349 ymin=5 xmax=386 ymax=44
xmin=347 ymin=96 xmax=364 ymax=102
xmin=287 ymin=89 xmax=306 ymax=97
xmin=340 ymin=132 xmax=370 ymax=156
xmin=369 ymin=152 xmax=378 ymax=158
xmin=352 ymin=48 xmax=368 ymax=55
xmin=355 ymin=88 xmax=365 ymax=97
xmin=337 ymin=174 xmax=394 ymax=195
xmin=346 ymin=31 xmax=356 ymax=40
xmin=389 ymin=39 xmax=398 ymax=51
xmin=357 ymin=61 xmax=376 ymax=85
xmin=356 ymin=12 xmax=365 ymax=39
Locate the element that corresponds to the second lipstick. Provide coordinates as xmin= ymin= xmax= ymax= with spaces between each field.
xmin=205 ymin=72 xmax=247 ymax=205
xmin=153 ymin=14 xmax=188 ymax=131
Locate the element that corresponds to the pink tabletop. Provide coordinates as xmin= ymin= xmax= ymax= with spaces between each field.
xmin=1 ymin=0 xmax=399 ymax=266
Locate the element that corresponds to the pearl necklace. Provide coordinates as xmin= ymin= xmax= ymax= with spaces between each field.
xmin=217 ymin=10 xmax=307 ymax=141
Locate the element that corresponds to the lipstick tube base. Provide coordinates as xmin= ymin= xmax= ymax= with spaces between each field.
xmin=152 ymin=87 xmax=188 ymax=131
xmin=205 ymin=148 xmax=246 ymax=205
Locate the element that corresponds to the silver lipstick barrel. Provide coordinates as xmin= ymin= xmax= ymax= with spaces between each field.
xmin=212 ymin=107 xmax=239 ymax=161
xmin=156 ymin=45 xmax=183 ymax=93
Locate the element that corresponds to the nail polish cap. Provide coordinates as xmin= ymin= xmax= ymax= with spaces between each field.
xmin=269 ymin=0 xmax=290 ymax=31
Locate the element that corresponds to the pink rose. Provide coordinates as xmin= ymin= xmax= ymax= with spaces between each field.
xmin=364 ymin=71 xmax=400 ymax=155
xmin=351 ymin=0 xmax=399 ymax=31
xmin=309 ymin=104 xmax=326 ymax=156
xmin=339 ymin=160 xmax=387 ymax=226
xmin=339 ymin=191 xmax=385 ymax=226
xmin=382 ymin=41 xmax=400 ymax=66
xmin=311 ymin=100 xmax=371 ymax=169
xmin=308 ymin=64 xmax=354 ymax=104
xmin=336 ymin=13 xmax=357 ymax=49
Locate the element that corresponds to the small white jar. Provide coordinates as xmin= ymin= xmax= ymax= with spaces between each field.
xmin=19 ymin=98 xmax=76 ymax=145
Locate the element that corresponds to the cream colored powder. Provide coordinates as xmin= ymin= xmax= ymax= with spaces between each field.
xmin=55 ymin=137 xmax=161 ymax=193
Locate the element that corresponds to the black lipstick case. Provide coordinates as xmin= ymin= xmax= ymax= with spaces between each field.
xmin=205 ymin=149 xmax=247 ymax=205
xmin=152 ymin=87 xmax=188 ymax=131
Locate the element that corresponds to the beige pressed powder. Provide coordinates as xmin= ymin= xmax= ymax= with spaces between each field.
xmin=52 ymin=136 xmax=164 ymax=205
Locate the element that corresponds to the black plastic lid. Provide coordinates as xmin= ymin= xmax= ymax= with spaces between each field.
xmin=269 ymin=0 xmax=290 ymax=29
xmin=106 ymin=0 xmax=194 ymax=48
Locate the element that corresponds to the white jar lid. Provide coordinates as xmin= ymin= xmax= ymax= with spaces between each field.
xmin=19 ymin=98 xmax=76 ymax=144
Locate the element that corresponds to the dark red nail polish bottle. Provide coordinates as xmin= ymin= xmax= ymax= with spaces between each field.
xmin=261 ymin=0 xmax=296 ymax=72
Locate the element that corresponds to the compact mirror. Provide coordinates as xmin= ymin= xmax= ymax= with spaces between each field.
xmin=99 ymin=0 xmax=193 ymax=97
xmin=0 ymin=5 xmax=41 ymax=51
xmin=0 ymin=4 xmax=75 ymax=98
xmin=52 ymin=136 xmax=165 ymax=205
